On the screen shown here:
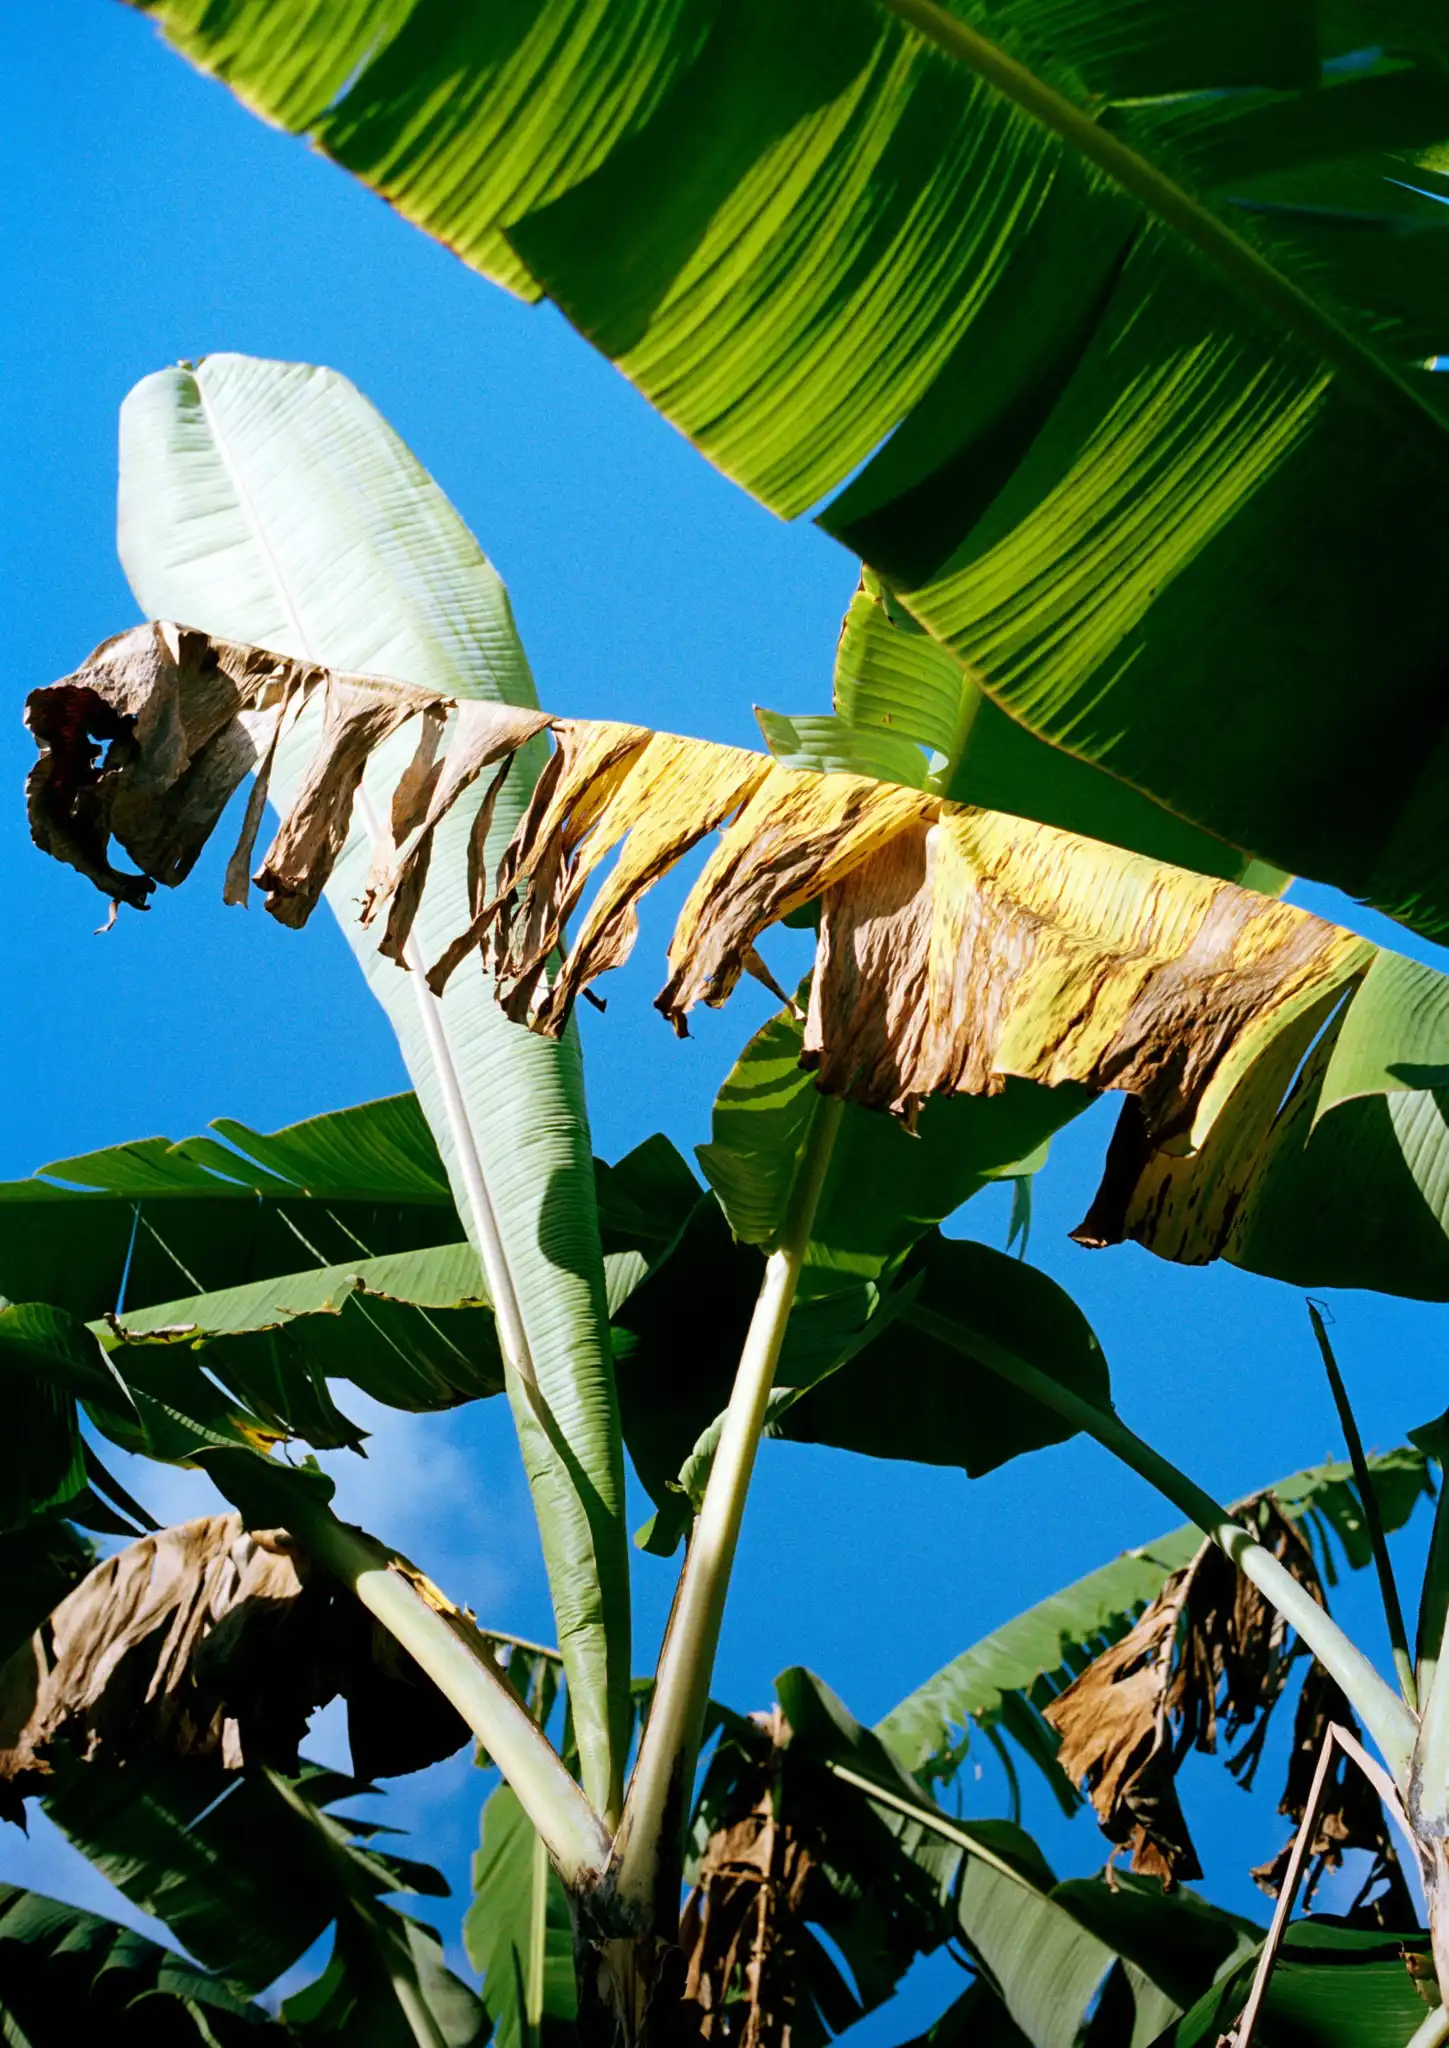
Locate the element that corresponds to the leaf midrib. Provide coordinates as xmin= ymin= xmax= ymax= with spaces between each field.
xmin=876 ymin=0 xmax=1449 ymax=438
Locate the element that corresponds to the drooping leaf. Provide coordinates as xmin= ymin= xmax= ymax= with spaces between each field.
xmin=0 ymin=1511 xmax=468 ymax=1798
xmin=0 ymin=1882 xmax=284 ymax=2045
xmin=120 ymin=0 xmax=1449 ymax=941
xmin=875 ymin=1450 xmax=1432 ymax=1791
xmin=464 ymin=1784 xmax=577 ymax=2048
xmin=113 ymin=357 xmax=631 ymax=1819
xmin=1041 ymin=1493 xmax=1407 ymax=1902
xmin=45 ymin=639 xmax=1449 ymax=1309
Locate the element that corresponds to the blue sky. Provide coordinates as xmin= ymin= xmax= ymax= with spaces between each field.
xmin=6 ymin=3 xmax=1449 ymax=2026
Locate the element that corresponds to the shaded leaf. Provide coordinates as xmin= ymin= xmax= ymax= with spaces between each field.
xmin=1165 ymin=1921 xmax=1434 ymax=2048
xmin=614 ymin=1217 xmax=1109 ymax=1555
xmin=0 ymin=1512 xmax=468 ymax=1800
xmin=0 ymin=1881 xmax=282 ymax=2045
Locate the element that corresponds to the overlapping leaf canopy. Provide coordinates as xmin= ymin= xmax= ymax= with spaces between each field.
xmin=124 ymin=0 xmax=1449 ymax=935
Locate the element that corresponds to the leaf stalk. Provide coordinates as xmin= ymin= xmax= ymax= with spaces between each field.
xmin=610 ymin=1093 xmax=845 ymax=1925
xmin=276 ymin=1485 xmax=612 ymax=1888
xmin=903 ymin=1304 xmax=1418 ymax=1781
xmin=1307 ymin=1302 xmax=1416 ymax=1709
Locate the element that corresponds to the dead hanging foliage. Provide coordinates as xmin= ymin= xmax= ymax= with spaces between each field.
xmin=681 ymin=1709 xmax=815 ymax=2048
xmin=31 ymin=626 xmax=1372 ymax=1210
xmin=1253 ymin=1662 xmax=1418 ymax=1927
xmin=1042 ymin=1494 xmax=1406 ymax=1906
xmin=26 ymin=622 xmax=548 ymax=930
xmin=0 ymin=1512 xmax=469 ymax=1810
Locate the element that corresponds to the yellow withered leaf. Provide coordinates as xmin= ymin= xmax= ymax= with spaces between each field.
xmin=806 ymin=809 xmax=1370 ymax=1130
xmin=28 ymin=624 xmax=1375 ymax=1212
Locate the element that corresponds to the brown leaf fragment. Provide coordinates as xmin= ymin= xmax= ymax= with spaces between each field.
xmin=658 ymin=765 xmax=935 ymax=1035
xmin=682 ymin=1708 xmax=813 ymax=2048
xmin=802 ymin=820 xmax=935 ymax=1118
xmin=0 ymin=1512 xmax=468 ymax=1802
xmin=453 ymin=719 xmax=771 ymax=1028
xmin=26 ymin=622 xmax=286 ymax=907
xmin=253 ymin=672 xmax=439 ymax=928
xmin=1251 ymin=1662 xmax=1414 ymax=1926
xmin=804 ymin=810 xmax=1368 ymax=1131
xmin=1044 ymin=1494 xmax=1335 ymax=1888
xmin=1071 ymin=985 xmax=1352 ymax=1256
xmin=223 ymin=675 xmax=306 ymax=908
xmin=0 ymin=1513 xmax=323 ymax=1789
xmin=368 ymin=700 xmax=551 ymax=967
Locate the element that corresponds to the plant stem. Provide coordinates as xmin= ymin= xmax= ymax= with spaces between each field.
xmin=1231 ymin=1726 xmax=1339 ymax=2048
xmin=1407 ymin=2003 xmax=1449 ymax=2048
xmin=528 ymin=1826 xmax=550 ymax=2048
xmin=358 ymin=781 xmax=627 ymax=1825
xmin=611 ymin=1093 xmax=845 ymax=1926
xmin=388 ymin=1954 xmax=451 ymax=2048
xmin=1418 ymin=1451 xmax=1449 ymax=1703
xmin=903 ymin=1305 xmax=1418 ymax=1782
xmin=1308 ymin=1302 xmax=1417 ymax=1709
xmin=258 ymin=1478 xmax=611 ymax=1887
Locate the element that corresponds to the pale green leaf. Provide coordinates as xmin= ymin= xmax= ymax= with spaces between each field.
xmin=116 ymin=354 xmax=630 ymax=1814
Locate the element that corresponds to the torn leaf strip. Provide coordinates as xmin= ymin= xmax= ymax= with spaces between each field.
xmin=29 ymin=627 xmax=1376 ymax=1206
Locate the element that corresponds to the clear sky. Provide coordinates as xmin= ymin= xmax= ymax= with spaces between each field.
xmin=6 ymin=3 xmax=1449 ymax=2027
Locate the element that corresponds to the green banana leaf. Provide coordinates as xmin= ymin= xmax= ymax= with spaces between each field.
xmin=1165 ymin=1923 xmax=1436 ymax=2048
xmin=697 ymin=998 xmax=1089 ymax=1278
xmin=116 ymin=353 xmax=630 ymax=1818
xmin=464 ymin=1785 xmax=577 ymax=2048
xmin=0 ymin=1093 xmax=462 ymax=1324
xmin=615 ymin=1216 xmax=1111 ymax=1553
xmin=774 ymin=1667 xmax=1259 ymax=2048
xmin=126 ymin=0 xmax=1449 ymax=937
xmin=44 ymin=1753 xmax=479 ymax=2029
xmin=0 ymin=1883 xmax=285 ymax=2046
xmin=781 ymin=575 xmax=1292 ymax=889
xmin=874 ymin=1447 xmax=1432 ymax=1791
xmin=0 ymin=1095 xmax=675 ymax=1475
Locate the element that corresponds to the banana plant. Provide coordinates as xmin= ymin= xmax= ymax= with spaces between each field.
xmin=0 ymin=1433 xmax=1421 ymax=2047
xmin=27 ymin=354 xmax=1449 ymax=2043
xmin=118 ymin=0 xmax=1449 ymax=940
